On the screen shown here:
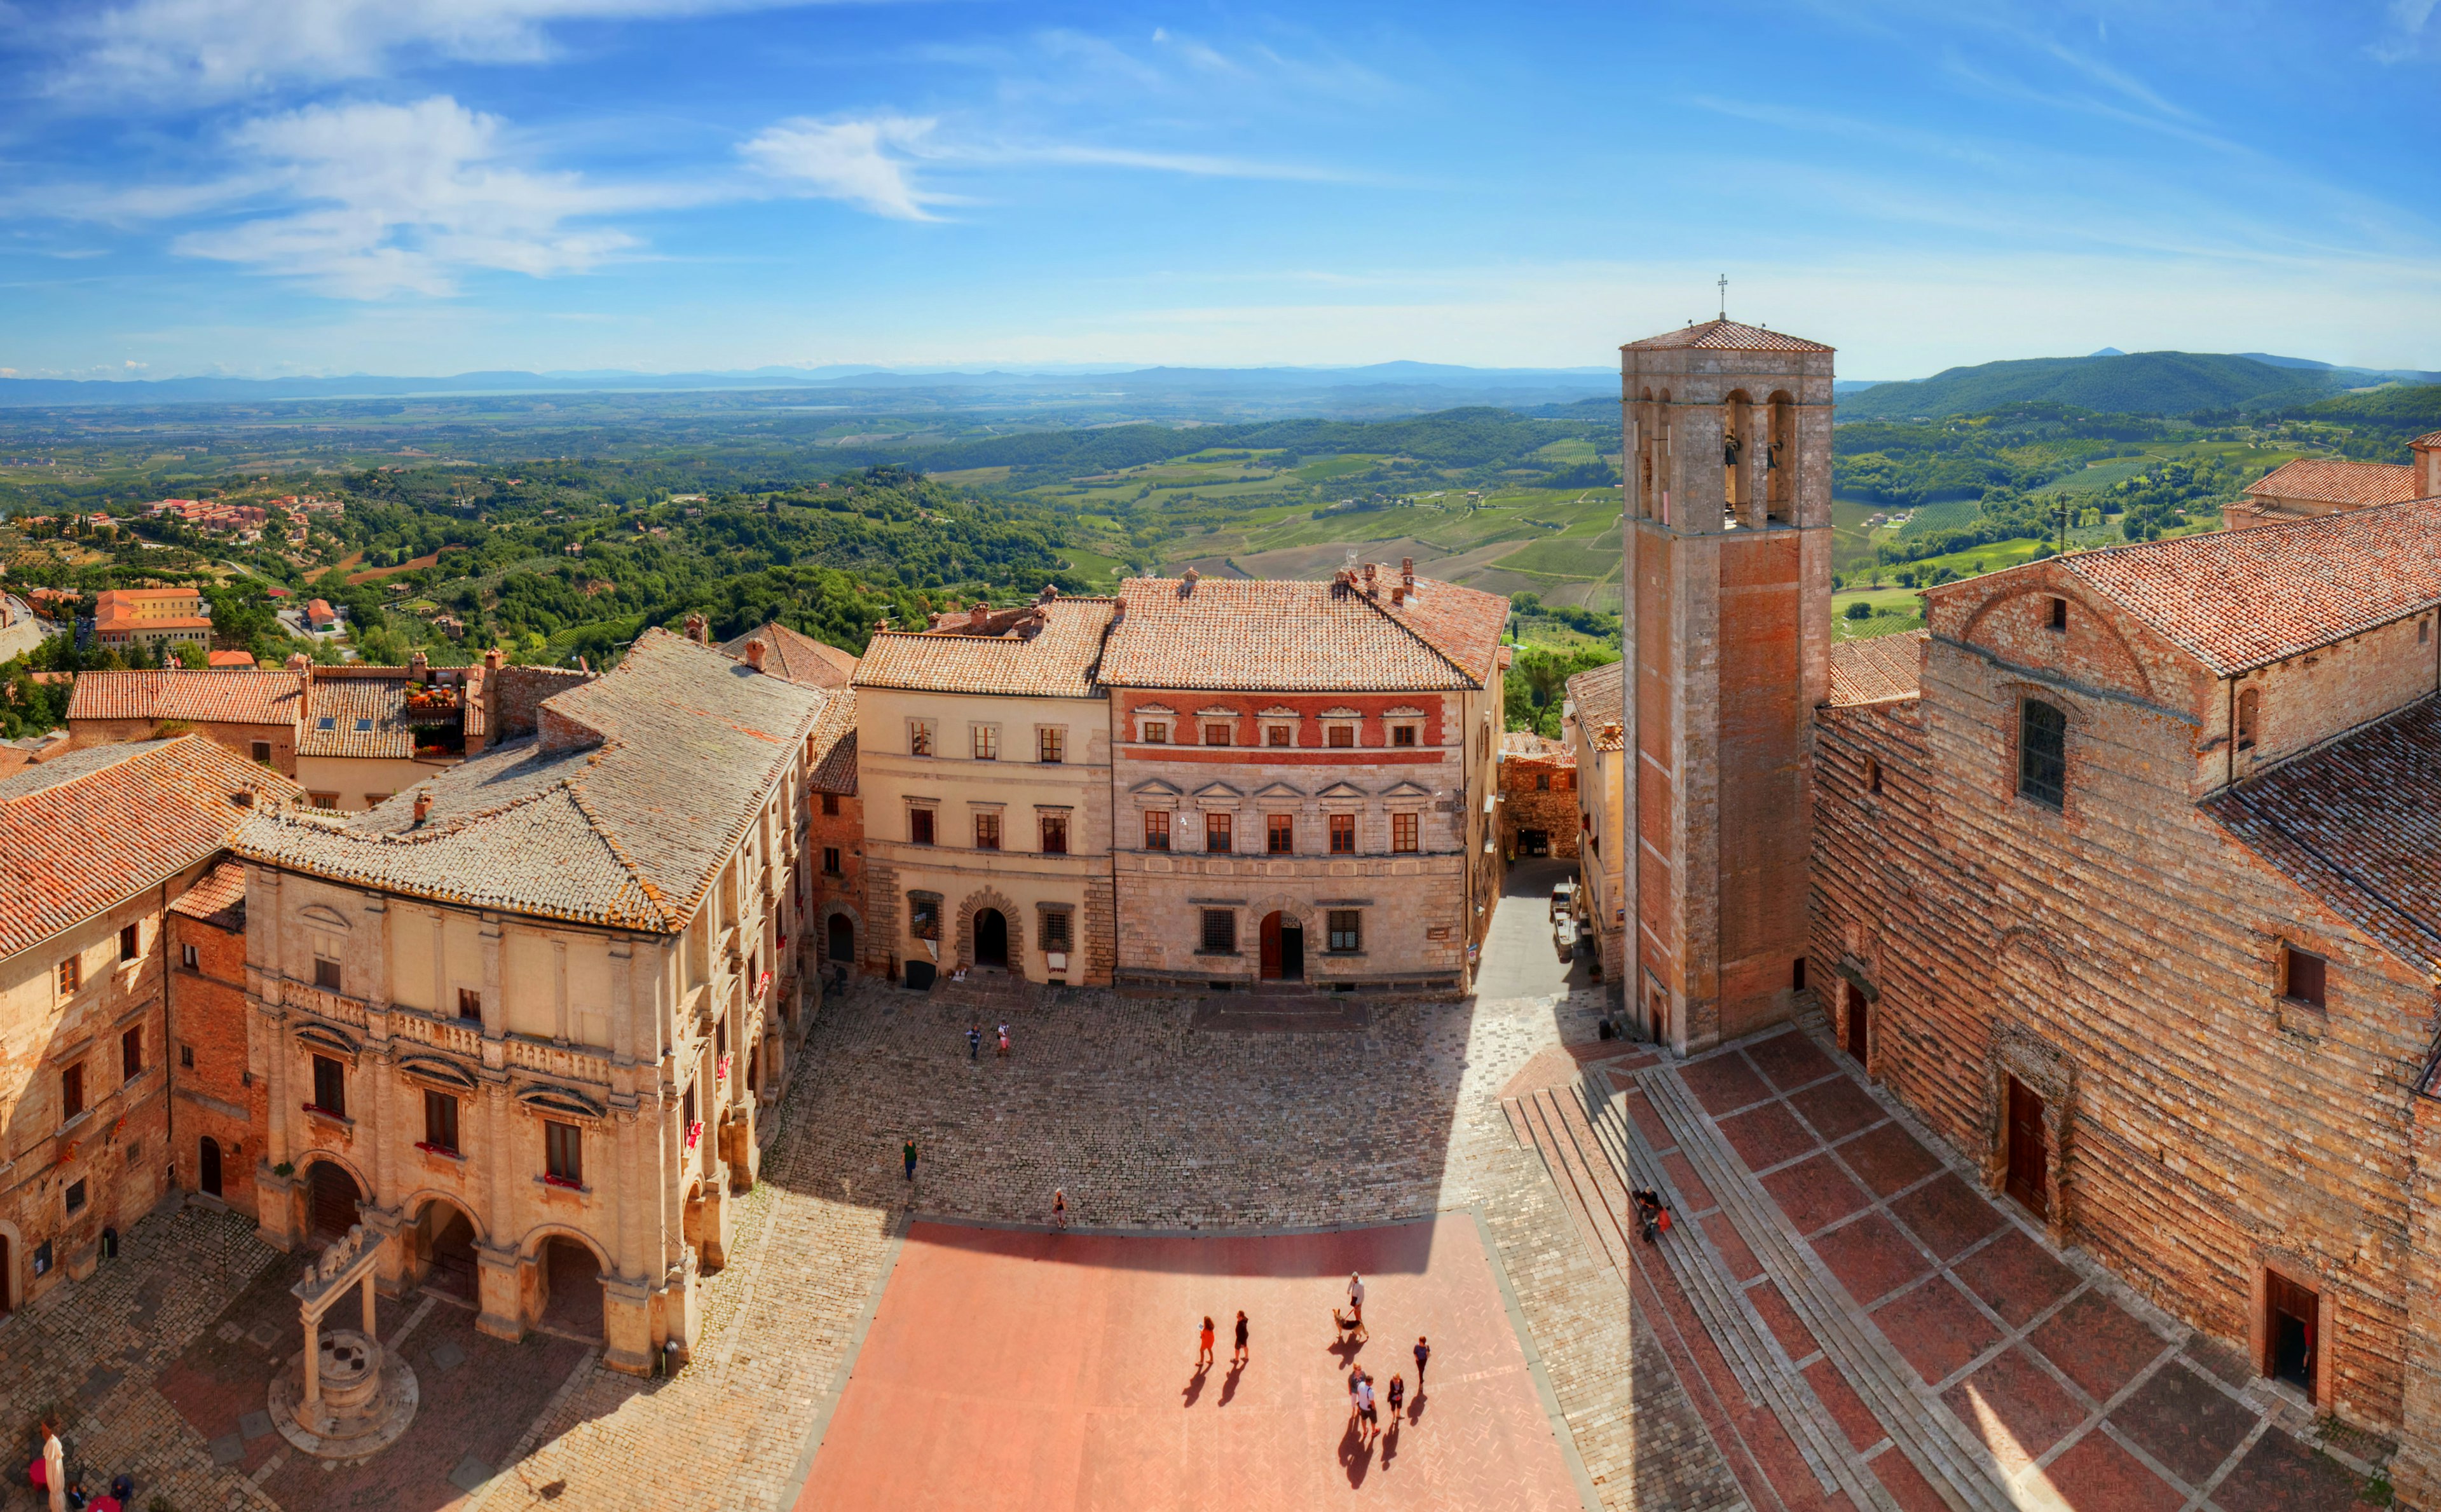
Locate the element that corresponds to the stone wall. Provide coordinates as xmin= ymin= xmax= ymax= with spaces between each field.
xmin=167 ymin=903 xmax=263 ymax=1219
xmin=1499 ymin=751 xmax=1580 ymax=859
xmin=1810 ymin=622 xmax=2441 ymax=1438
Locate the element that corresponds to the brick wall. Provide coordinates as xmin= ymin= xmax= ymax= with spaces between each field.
xmin=808 ymin=793 xmax=866 ymax=972
xmin=167 ymin=906 xmax=261 ymax=1218
xmin=1501 ymin=752 xmax=1580 ymax=859
xmin=1812 ymin=616 xmax=2441 ymax=1437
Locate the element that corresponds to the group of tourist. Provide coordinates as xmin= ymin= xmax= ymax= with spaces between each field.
xmin=1332 ymin=1274 xmax=1428 ymax=1450
xmin=24 ymin=1421 xmax=135 ymax=1512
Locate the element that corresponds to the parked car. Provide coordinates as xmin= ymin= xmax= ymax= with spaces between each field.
xmin=1554 ymin=922 xmax=1577 ymax=962
xmin=1549 ymin=878 xmax=1576 ymax=921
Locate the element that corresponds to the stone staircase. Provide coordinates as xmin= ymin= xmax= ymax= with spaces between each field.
xmin=1612 ymin=1065 xmax=2025 ymax=1511
xmin=1507 ymin=1082 xmax=1897 ymax=1512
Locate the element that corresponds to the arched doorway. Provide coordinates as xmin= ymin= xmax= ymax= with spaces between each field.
xmin=305 ymin=1161 xmax=362 ymax=1242
xmin=537 ymin=1236 xmax=605 ymax=1340
xmin=416 ymin=1201 xmax=480 ymax=1301
xmin=974 ymin=908 xmax=1009 ymax=968
xmin=199 ymin=1137 xmax=223 ymax=1197
xmin=1259 ymin=912 xmax=1303 ymax=981
xmin=0 ymin=1233 xmax=10 ymax=1314
xmin=827 ymin=913 xmax=854 ymax=965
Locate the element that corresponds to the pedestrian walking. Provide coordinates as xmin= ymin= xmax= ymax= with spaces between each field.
xmin=40 ymin=1420 xmax=64 ymax=1512
xmin=1348 ymin=1272 xmax=1365 ymax=1325
xmin=1232 ymin=1310 xmax=1249 ymax=1364
xmin=997 ymin=1023 xmax=1010 ymax=1057
xmin=1414 ymin=1336 xmax=1430 ymax=1393
xmin=903 ymin=1138 xmax=918 ymax=1182
xmin=968 ymin=1025 xmax=982 ymax=1059
xmin=1357 ymin=1372 xmax=1378 ymax=1442
xmin=1052 ymin=1188 xmax=1068 ymax=1229
xmin=1347 ymin=1365 xmax=1364 ymax=1424
xmin=1387 ymin=1373 xmax=1405 ymax=1419
xmin=1198 ymin=1316 xmax=1215 ymax=1367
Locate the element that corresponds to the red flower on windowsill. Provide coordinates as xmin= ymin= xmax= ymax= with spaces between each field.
xmin=542 ymin=1173 xmax=583 ymax=1191
xmin=414 ymin=1141 xmax=462 ymax=1159
xmin=755 ymin=970 xmax=772 ymax=998
xmin=685 ymin=1119 xmax=704 ymax=1152
xmin=716 ymin=1053 xmax=732 ymax=1083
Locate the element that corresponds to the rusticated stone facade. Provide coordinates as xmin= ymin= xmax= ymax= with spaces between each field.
xmin=1806 ymin=510 xmax=2441 ymax=1476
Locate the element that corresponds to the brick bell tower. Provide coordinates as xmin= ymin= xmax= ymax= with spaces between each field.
xmin=1618 ymin=316 xmax=1835 ymax=1054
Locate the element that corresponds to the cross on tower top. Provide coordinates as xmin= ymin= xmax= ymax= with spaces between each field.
xmin=1716 ymin=274 xmax=1728 ymax=321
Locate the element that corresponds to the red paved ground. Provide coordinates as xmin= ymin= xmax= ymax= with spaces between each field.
xmin=802 ymin=1217 xmax=1585 ymax=1510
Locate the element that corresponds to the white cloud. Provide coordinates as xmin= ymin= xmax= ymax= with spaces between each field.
xmin=57 ymin=0 xmax=826 ymax=98
xmin=171 ymin=96 xmax=680 ymax=297
xmin=2376 ymin=0 xmax=2436 ymax=59
xmin=739 ymin=112 xmax=1350 ymax=220
xmin=739 ymin=116 xmax=945 ymax=221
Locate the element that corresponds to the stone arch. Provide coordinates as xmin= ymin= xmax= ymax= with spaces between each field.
xmin=293 ymin=1150 xmax=370 ymax=1244
xmin=517 ymin=1223 xmax=611 ymax=1340
xmin=401 ymin=1188 xmax=489 ymax=1245
xmin=821 ymin=903 xmax=863 ymax=968
xmin=1722 ymin=388 xmax=1754 ymax=518
xmin=0 ymin=1216 xmax=22 ymax=1313
xmin=1246 ymin=893 xmax=1315 ymax=930
xmin=1960 ymin=585 xmax=2157 ymax=704
xmin=516 ymin=1221 xmax=611 ymax=1271
xmin=1765 ymin=390 xmax=1796 ymax=519
xmin=954 ymin=887 xmax=1025 ymax=976
xmin=402 ymin=1191 xmax=485 ymax=1297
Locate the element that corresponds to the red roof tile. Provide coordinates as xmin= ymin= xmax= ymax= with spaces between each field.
xmin=857 ymin=597 xmax=1116 ymax=698
xmin=67 ymin=669 xmax=301 ymax=727
xmin=1564 ymin=664 xmax=1624 ymax=751
xmin=1826 ymin=632 xmax=1925 ymax=706
xmin=168 ymin=859 xmax=248 ymax=928
xmin=0 ymin=737 xmax=297 ymax=959
xmin=2046 ymin=498 xmax=2441 ymax=674
xmin=2413 ymin=430 xmax=2441 ymax=449
xmin=2206 ymin=696 xmax=2441 ymax=976
xmin=207 ymin=650 xmax=257 ymax=669
xmin=2241 ymin=458 xmax=2421 ymax=508
xmin=721 ymin=622 xmax=858 ymax=688
xmin=807 ymin=689 xmax=858 ymax=795
xmin=1622 ymin=318 xmax=1833 ymax=354
xmin=1100 ymin=573 xmax=1507 ymax=692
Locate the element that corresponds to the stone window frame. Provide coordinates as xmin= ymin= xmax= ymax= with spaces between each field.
xmin=1981 ymin=1019 xmax=2075 ymax=1248
xmin=1320 ymin=706 xmax=1363 ymax=749
xmin=906 ymin=801 xmax=938 ymax=847
xmin=1325 ymin=909 xmax=1362 ymax=954
xmin=1383 ymin=704 xmax=1425 ymax=748
xmin=1265 ymin=812 xmax=1297 ymax=855
xmin=2275 ymin=939 xmax=2330 ymax=1038
xmin=969 ymin=721 xmax=1001 ymax=761
xmin=907 ymin=890 xmax=944 ymax=943
xmin=1036 ymin=807 xmax=1071 ymax=855
xmin=1036 ymin=904 xmax=1074 ymax=954
xmin=1036 ymin=725 xmax=1067 ymax=765
xmin=906 ymin=717 xmax=937 ymax=758
xmin=1389 ymin=810 xmax=1420 ymax=854
xmin=1140 ymin=804 xmax=1175 ymax=852
xmin=1259 ymin=706 xmax=1301 ymax=749
xmin=1198 ymin=908 xmax=1238 ymax=956
xmin=1133 ymin=704 xmax=1177 ymax=744
xmin=971 ymin=807 xmax=1003 ymax=852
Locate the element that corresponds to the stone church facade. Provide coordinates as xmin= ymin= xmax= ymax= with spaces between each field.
xmin=1613 ymin=316 xmax=2441 ymax=1490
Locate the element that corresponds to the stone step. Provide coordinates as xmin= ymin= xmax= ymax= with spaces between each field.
xmin=1542 ymin=1087 xmax=1901 ymax=1512
xmin=1632 ymin=1066 xmax=2025 ymax=1512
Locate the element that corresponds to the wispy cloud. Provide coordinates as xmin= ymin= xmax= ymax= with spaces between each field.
xmin=739 ymin=116 xmax=947 ymax=220
xmin=2375 ymin=0 xmax=2437 ymax=60
xmin=51 ymin=0 xmax=831 ymax=100
xmin=166 ymin=96 xmax=701 ymax=297
xmin=740 ymin=112 xmax=1351 ymax=219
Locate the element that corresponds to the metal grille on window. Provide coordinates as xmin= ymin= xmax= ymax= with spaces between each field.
xmin=2018 ymin=700 xmax=2067 ymax=808
xmin=1201 ymin=909 xmax=1236 ymax=953
xmin=1040 ymin=908 xmax=1072 ymax=951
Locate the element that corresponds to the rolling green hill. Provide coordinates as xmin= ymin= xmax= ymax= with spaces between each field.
xmin=1838 ymin=352 xmax=2335 ymax=421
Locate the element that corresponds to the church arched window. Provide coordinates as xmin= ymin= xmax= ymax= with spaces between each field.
xmin=1722 ymin=390 xmax=1753 ymax=527
xmin=1766 ymin=392 xmax=1795 ymax=524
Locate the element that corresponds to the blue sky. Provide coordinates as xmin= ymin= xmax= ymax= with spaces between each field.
xmin=1 ymin=1 xmax=2435 ymax=381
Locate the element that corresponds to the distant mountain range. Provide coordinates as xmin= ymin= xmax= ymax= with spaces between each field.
xmin=1838 ymin=351 xmax=2441 ymax=421
xmin=0 ymin=361 xmax=1620 ymax=412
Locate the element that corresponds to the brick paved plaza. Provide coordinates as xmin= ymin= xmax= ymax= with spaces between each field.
xmin=0 ymin=859 xmax=2389 ymax=1511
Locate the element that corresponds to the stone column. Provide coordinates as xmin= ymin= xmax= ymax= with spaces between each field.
xmin=360 ymin=1270 xmax=376 ymax=1337
xmin=301 ymin=1312 xmax=322 ymax=1417
xmin=474 ymin=1243 xmax=523 ymax=1342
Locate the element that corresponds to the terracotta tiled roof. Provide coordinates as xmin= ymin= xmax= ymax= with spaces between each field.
xmin=1622 ymin=318 xmax=1833 ymax=354
xmin=207 ymin=650 xmax=257 ymax=669
xmin=1098 ymin=574 xmax=1506 ymax=692
xmin=67 ymin=669 xmax=300 ymax=728
xmin=1826 ymin=632 xmax=1926 ymax=706
xmin=0 ymin=737 xmax=297 ymax=960
xmin=2048 ymin=498 xmax=2441 ymax=674
xmin=296 ymin=676 xmax=413 ymax=758
xmin=2206 ymin=696 xmax=2441 ymax=976
xmin=1501 ymin=732 xmax=1573 ymax=760
xmin=168 ymin=859 xmax=248 ymax=929
xmin=807 ymin=689 xmax=858 ymax=795
xmin=236 ymin=629 xmax=826 ymax=931
xmin=2411 ymin=430 xmax=2441 ymax=449
xmin=856 ymin=597 xmax=1116 ymax=698
xmin=721 ymin=622 xmax=858 ymax=688
xmin=1564 ymin=664 xmax=1624 ymax=751
xmin=2241 ymin=458 xmax=2420 ymax=508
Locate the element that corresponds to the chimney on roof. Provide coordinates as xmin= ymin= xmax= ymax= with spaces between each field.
xmin=284 ymin=651 xmax=310 ymax=670
xmin=1038 ymin=584 xmax=1060 ymax=604
xmin=482 ymin=646 xmax=505 ymax=671
xmin=408 ymin=650 xmax=429 ymax=681
xmin=1361 ymin=562 xmax=1378 ymax=594
xmin=744 ymin=638 xmax=767 ymax=672
xmin=1401 ymin=557 xmax=1414 ymax=585
xmin=232 ymin=789 xmax=254 ymax=808
xmin=969 ymin=601 xmax=990 ymax=630
xmin=413 ymin=792 xmax=432 ymax=826
xmin=683 ymin=612 xmax=708 ymax=644
xmin=1391 ymin=585 xmax=1407 ymax=606
xmin=1109 ymin=597 xmax=1125 ymax=625
xmin=1181 ymin=566 xmax=1200 ymax=595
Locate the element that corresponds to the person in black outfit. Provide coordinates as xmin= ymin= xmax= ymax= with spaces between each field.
xmin=1632 ymin=1188 xmax=1665 ymax=1243
xmin=1414 ymin=1336 xmax=1430 ymax=1393
xmin=1232 ymin=1310 xmax=1249 ymax=1365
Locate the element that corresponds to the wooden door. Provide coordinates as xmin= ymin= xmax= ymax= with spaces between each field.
xmin=1649 ymin=986 xmax=1669 ymax=1047
xmin=200 ymin=1136 xmax=222 ymax=1197
xmin=308 ymin=1162 xmax=360 ymax=1240
xmin=2004 ymin=1078 xmax=2048 ymax=1219
xmin=2267 ymin=1274 xmax=2318 ymax=1398
xmin=1259 ymin=912 xmax=1283 ymax=979
xmin=1844 ymin=984 xmax=1871 ymax=1063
